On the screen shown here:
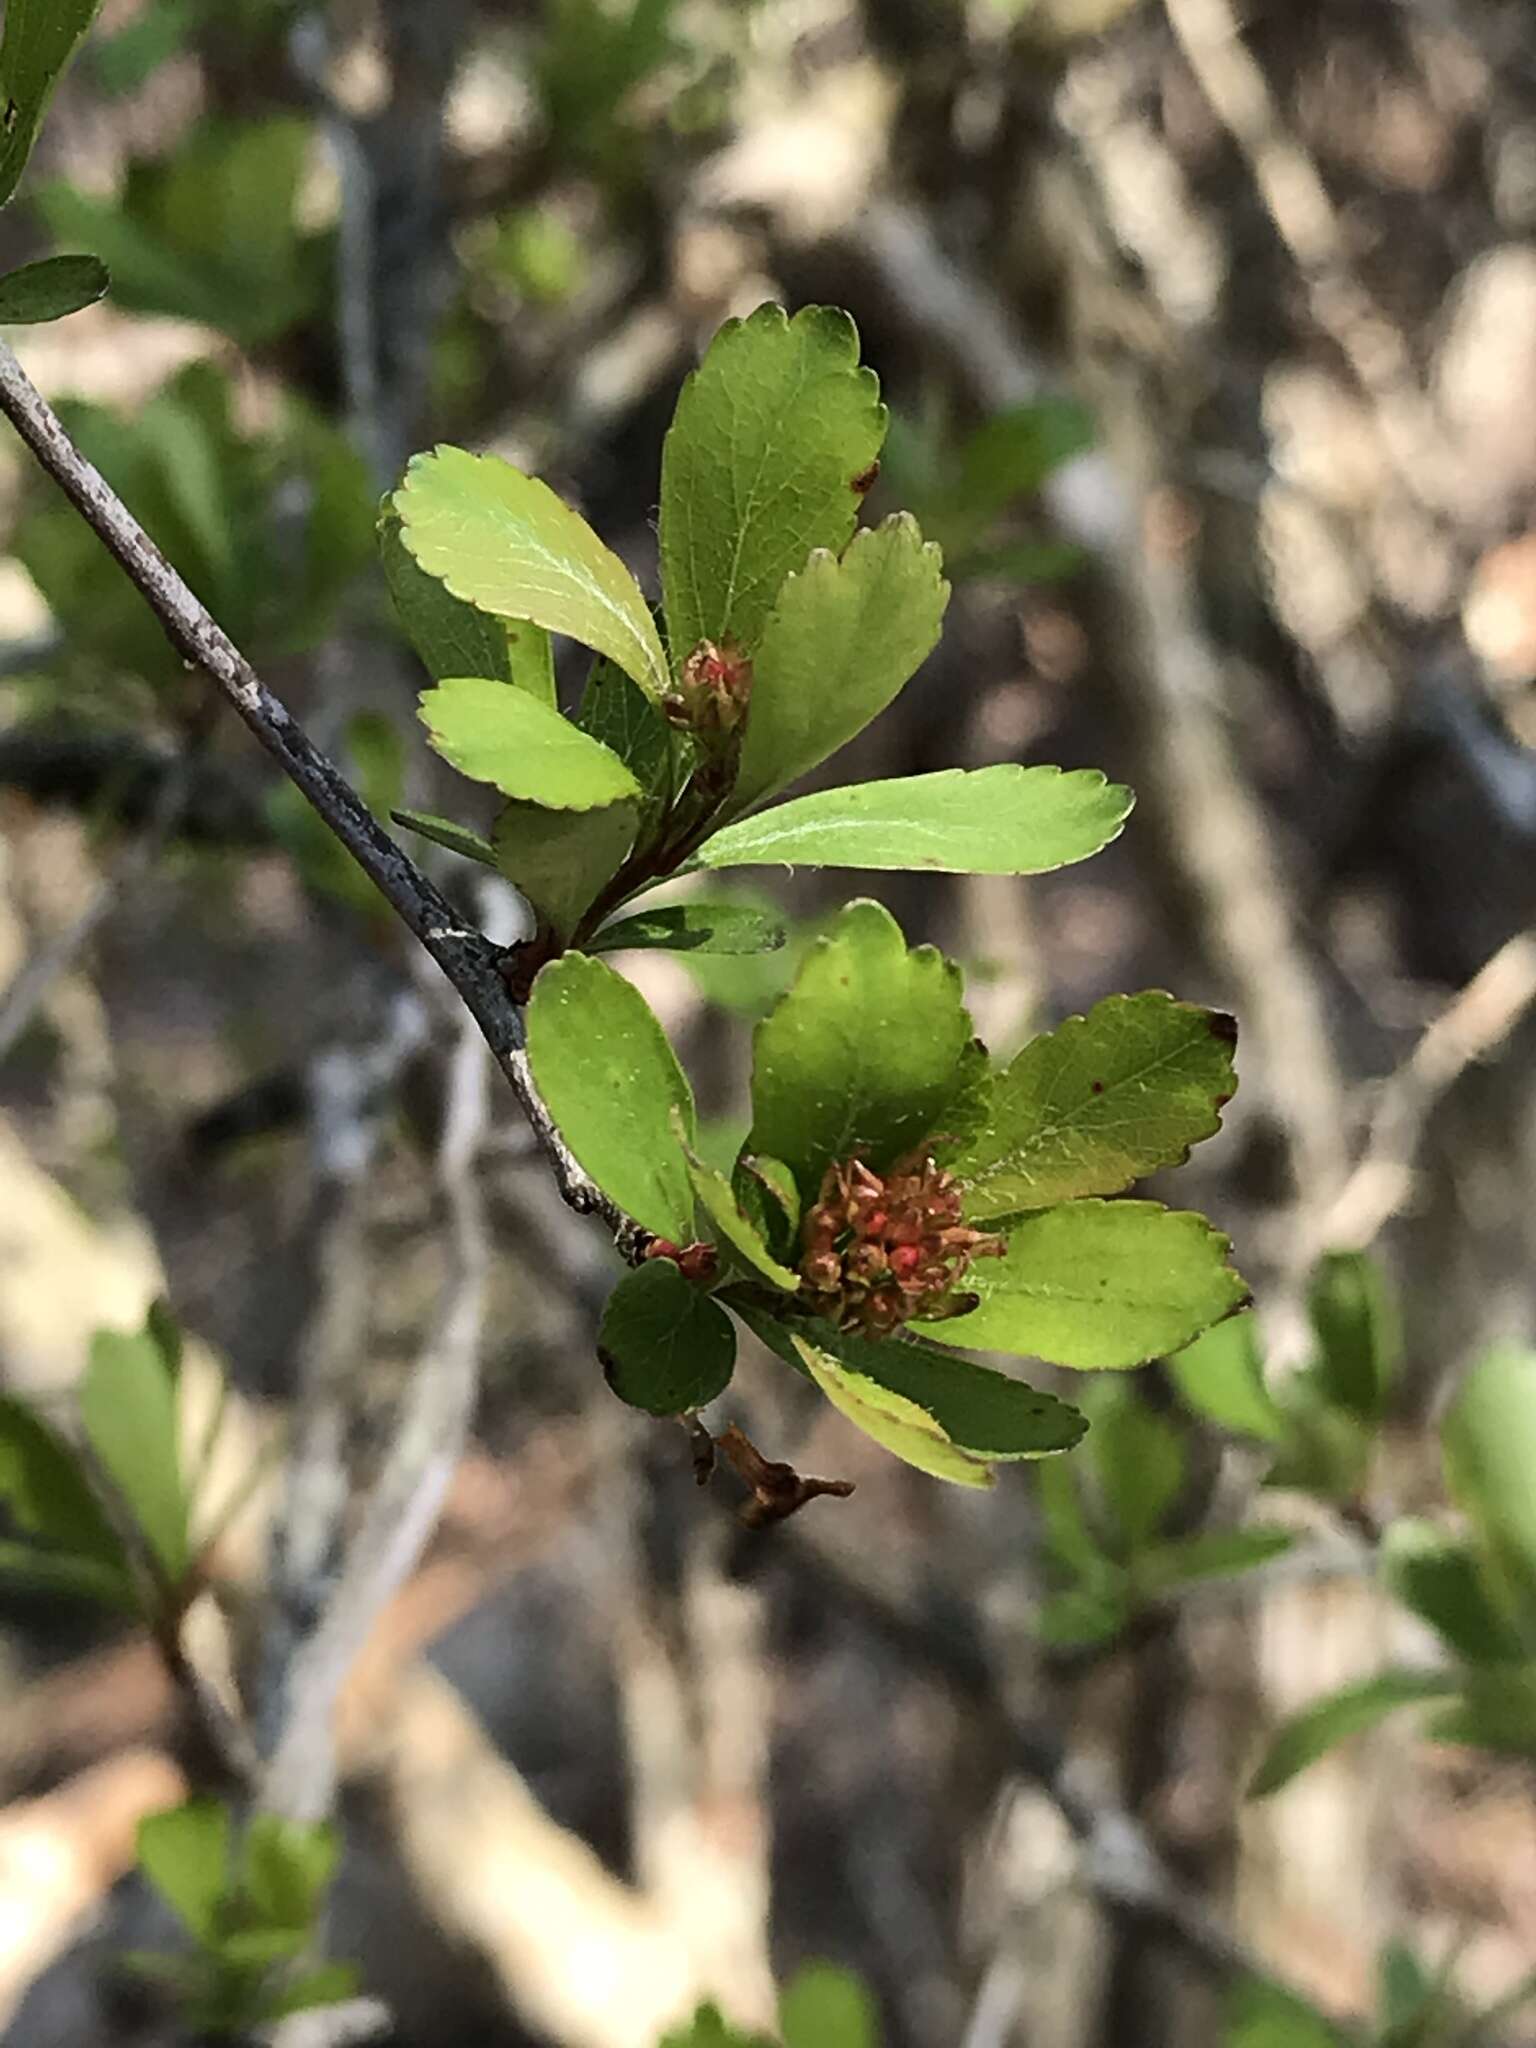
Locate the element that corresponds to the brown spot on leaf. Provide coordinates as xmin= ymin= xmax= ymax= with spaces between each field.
xmin=850 ymin=461 xmax=880 ymax=494
xmin=1090 ymin=1080 xmax=1105 ymax=1094
xmin=1208 ymin=1011 xmax=1239 ymax=1046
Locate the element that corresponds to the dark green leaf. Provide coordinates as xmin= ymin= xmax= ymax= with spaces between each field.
xmin=1036 ymin=1584 xmax=1130 ymax=1648
xmin=592 ymin=904 xmax=786 ymax=957
xmin=526 ymin=952 xmax=696 ymax=1240
xmin=0 ymin=1540 xmax=134 ymax=1608
xmin=1425 ymin=1667 xmax=1536 ymax=1758
xmin=0 ymin=0 xmax=105 ymax=210
xmin=693 ymin=766 xmax=1133 ymax=876
xmin=420 ymin=679 xmax=642 ymax=809
xmin=0 ymin=1393 xmax=131 ymax=1584
xmin=80 ymin=1328 xmax=189 ymax=1582
xmin=243 ymin=1816 xmax=337 ymax=1933
xmin=787 ymin=1330 xmax=995 ymax=1488
xmin=683 ymin=1141 xmax=799 ymax=1292
xmin=660 ymin=2001 xmax=771 ymax=2048
xmin=1309 ymin=1252 xmax=1399 ymax=1423
xmin=1091 ymin=1395 xmax=1185 ymax=1546
xmin=1248 ymin=1672 xmax=1459 ymax=1799
xmin=944 ymin=992 xmax=1237 ymax=1220
xmin=659 ymin=302 xmax=886 ymax=664
xmin=576 ymin=655 xmax=677 ymax=837
xmin=396 ymin=445 xmax=669 ymax=700
xmin=748 ymin=898 xmax=973 ymax=1195
xmin=1225 ymin=1978 xmax=1351 ymax=2048
xmin=137 ymin=1800 xmax=231 ymax=1944
xmin=1380 ymin=1519 xmax=1526 ymax=1666
xmin=1132 ymin=1527 xmax=1293 ymax=1598
xmin=0 ymin=253 xmax=108 ymax=324
xmin=599 ymin=1260 xmax=736 ymax=1416
xmin=925 ymin=1200 xmax=1249 ymax=1371
xmin=732 ymin=514 xmax=948 ymax=810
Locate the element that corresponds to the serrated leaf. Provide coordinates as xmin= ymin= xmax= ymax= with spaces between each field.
xmin=1132 ymin=1527 xmax=1293 ymax=1597
xmin=592 ymin=903 xmax=786 ymax=956
xmin=924 ymin=1200 xmax=1248 ymax=1370
xmin=1380 ymin=1519 xmax=1526 ymax=1666
xmin=0 ymin=1394 xmax=131 ymax=1587
xmin=420 ymin=678 xmax=641 ymax=810
xmin=748 ymin=899 xmax=973 ymax=1195
xmin=780 ymin=1963 xmax=879 ymax=2048
xmin=1310 ymin=1251 xmax=1400 ymax=1423
xmin=659 ymin=302 xmax=886 ymax=664
xmin=1248 ymin=1671 xmax=1458 ymax=1798
xmin=693 ymin=765 xmax=1133 ymax=875
xmin=0 ymin=0 xmax=104 ymax=210
xmin=391 ymin=808 xmax=499 ymax=867
xmin=380 ymin=511 xmax=516 ymax=684
xmin=732 ymin=514 xmax=948 ymax=810
xmin=0 ymin=253 xmax=109 ymax=324
xmin=526 ymin=952 xmax=696 ymax=1240
xmin=80 ymin=1328 xmax=189 ymax=1583
xmin=576 ymin=655 xmax=676 ymax=835
xmin=138 ymin=1800 xmax=230 ymax=1944
xmin=1091 ymin=1395 xmax=1185 ymax=1546
xmin=1168 ymin=1315 xmax=1288 ymax=1445
xmin=493 ymin=797 xmax=637 ymax=939
xmin=397 ymin=445 xmax=669 ymax=699
xmin=599 ymin=1260 xmax=736 ymax=1415
xmin=243 ymin=1816 xmax=337 ymax=1932
xmin=681 ymin=1137 xmax=799 ymax=1292
xmin=791 ymin=1332 xmax=995 ymax=1488
xmin=946 ymin=992 xmax=1236 ymax=1220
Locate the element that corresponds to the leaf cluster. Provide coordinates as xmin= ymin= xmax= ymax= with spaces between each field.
xmin=127 ymin=1799 xmax=355 ymax=2035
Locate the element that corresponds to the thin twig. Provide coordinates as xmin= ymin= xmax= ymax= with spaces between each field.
xmin=0 ymin=337 xmax=644 ymax=1256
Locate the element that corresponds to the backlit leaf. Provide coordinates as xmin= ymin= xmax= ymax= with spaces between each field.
xmin=80 ymin=1328 xmax=189 ymax=1582
xmin=420 ymin=678 xmax=641 ymax=810
xmin=137 ymin=1800 xmax=230 ymax=1944
xmin=693 ymin=765 xmax=1133 ymax=876
xmin=791 ymin=1332 xmax=995 ymax=1488
xmin=492 ymin=797 xmax=637 ymax=939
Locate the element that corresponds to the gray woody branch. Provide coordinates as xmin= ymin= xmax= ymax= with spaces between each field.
xmin=0 ymin=336 xmax=647 ymax=1259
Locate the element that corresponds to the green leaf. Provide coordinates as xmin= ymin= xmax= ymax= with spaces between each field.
xmin=734 ymin=1153 xmax=800 ymax=1241
xmin=391 ymin=809 xmax=499 ymax=868
xmin=380 ymin=511 xmax=516 ymax=684
xmin=1035 ymin=1455 xmax=1106 ymax=1577
xmin=0 ymin=253 xmax=109 ymax=324
xmin=0 ymin=1541 xmax=135 ymax=1607
xmin=732 ymin=514 xmax=949 ymax=810
xmin=1443 ymin=1345 xmax=1536 ymax=1644
xmin=506 ymin=620 xmax=556 ymax=707
xmin=1225 ymin=1978 xmax=1351 ymax=2048
xmin=945 ymin=992 xmax=1237 ymax=1220
xmin=693 ymin=765 xmax=1133 ymax=875
xmin=1036 ymin=1585 xmax=1129 ymax=1648
xmin=420 ymin=679 xmax=641 ymax=810
xmin=682 ymin=1141 xmax=799 ymax=1292
xmin=80 ymin=1327 xmax=190 ymax=1583
xmin=526 ymin=952 xmax=696 ymax=1240
xmin=924 ymin=1200 xmax=1249 ymax=1370
xmin=739 ymin=1303 xmax=1083 ymax=1466
xmin=259 ymin=1963 xmax=362 ymax=2023
xmin=576 ymin=655 xmax=676 ymax=836
xmin=659 ymin=302 xmax=886 ymax=664
xmin=592 ymin=903 xmax=786 ymax=957
xmin=137 ymin=1800 xmax=231 ymax=1945
xmin=1168 ymin=1315 xmax=1288 ymax=1446
xmin=0 ymin=1394 xmax=131 ymax=1587
xmin=1132 ymin=1527 xmax=1293 ymax=1598
xmin=748 ymin=899 xmax=972 ymax=1194
xmin=492 ymin=798 xmax=637 ymax=939
xmin=1309 ymin=1251 xmax=1399 ymax=1423
xmin=780 ymin=1963 xmax=878 ymax=2048
xmin=1380 ymin=1519 xmax=1527 ymax=1666
xmin=243 ymin=1817 xmax=337 ymax=1933
xmin=215 ymin=1926 xmax=306 ymax=1969
xmin=1091 ymin=1395 xmax=1185 ymax=1546
xmin=660 ymin=2001 xmax=771 ymax=2048
xmin=1248 ymin=1671 xmax=1459 ymax=1798
xmin=599 ymin=1260 xmax=736 ymax=1415
xmin=396 ymin=445 xmax=669 ymax=700
xmin=1426 ymin=1667 xmax=1536 ymax=1758
xmin=790 ymin=1332 xmax=995 ymax=1488
xmin=0 ymin=0 xmax=104 ymax=210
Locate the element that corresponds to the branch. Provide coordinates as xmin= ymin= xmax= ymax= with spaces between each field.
xmin=0 ymin=337 xmax=645 ymax=1259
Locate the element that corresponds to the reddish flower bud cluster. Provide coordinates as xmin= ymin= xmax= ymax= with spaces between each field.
xmin=798 ymin=1150 xmax=1004 ymax=1337
xmin=664 ymin=638 xmax=754 ymax=738
xmin=645 ymin=1238 xmax=720 ymax=1284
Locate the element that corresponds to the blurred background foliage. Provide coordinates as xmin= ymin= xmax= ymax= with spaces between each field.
xmin=3 ymin=2 xmax=1536 ymax=2045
